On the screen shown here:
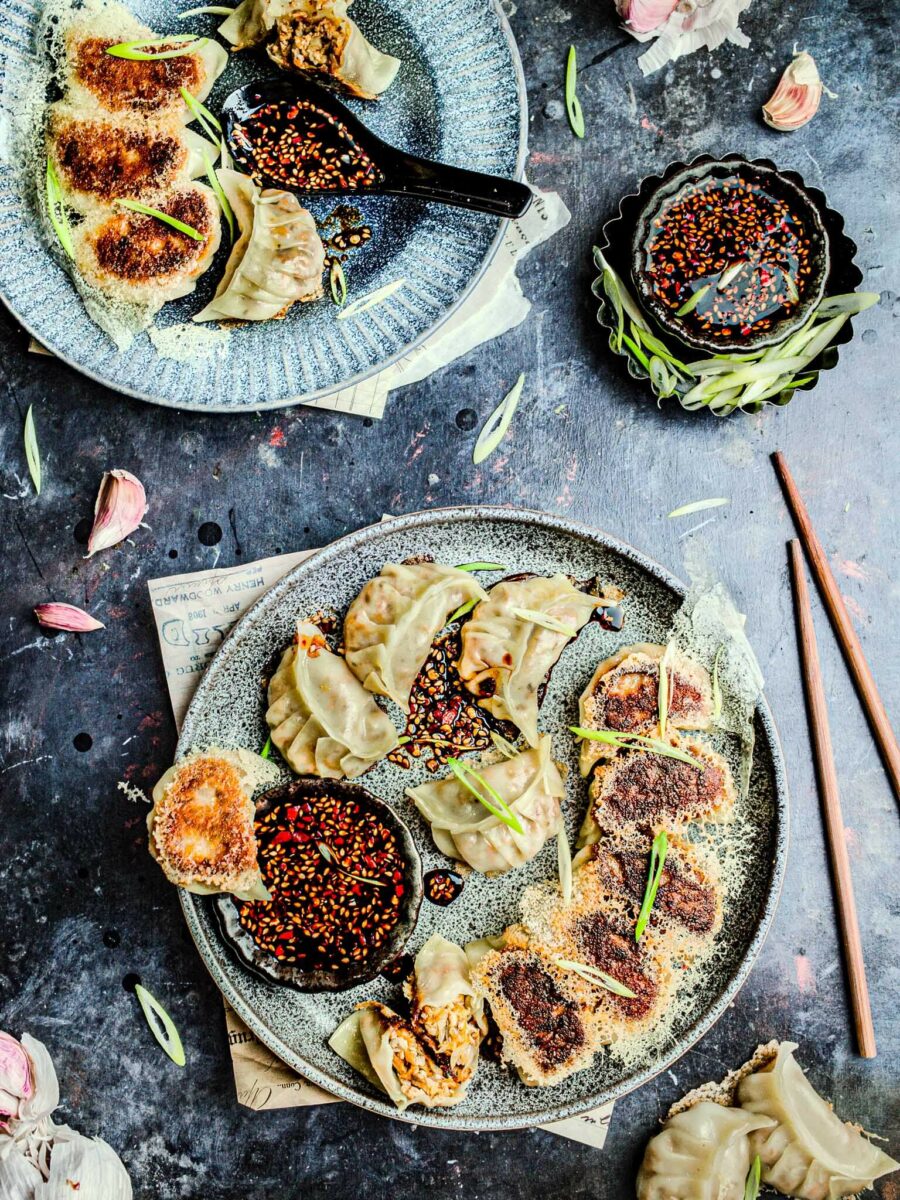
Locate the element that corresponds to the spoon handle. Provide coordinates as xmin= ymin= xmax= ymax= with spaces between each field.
xmin=385 ymin=155 xmax=532 ymax=219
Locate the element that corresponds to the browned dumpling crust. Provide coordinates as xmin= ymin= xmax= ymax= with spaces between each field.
xmin=67 ymin=34 xmax=205 ymax=115
xmin=49 ymin=112 xmax=190 ymax=205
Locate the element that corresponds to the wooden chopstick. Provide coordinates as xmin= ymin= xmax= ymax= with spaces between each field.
xmin=773 ymin=451 xmax=900 ymax=801
xmin=789 ymin=539 xmax=877 ymax=1058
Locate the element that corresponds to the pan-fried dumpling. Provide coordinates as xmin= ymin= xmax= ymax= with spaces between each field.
xmin=61 ymin=3 xmax=228 ymax=118
xmin=736 ymin=1042 xmax=899 ymax=1198
xmin=266 ymin=621 xmax=399 ymax=778
xmin=636 ymin=1102 xmax=776 ymax=1200
xmin=458 ymin=574 xmax=598 ymax=746
xmin=47 ymin=105 xmax=217 ymax=212
xmin=193 ymin=170 xmax=325 ymax=322
xmin=407 ymin=736 xmax=565 ymax=874
xmin=147 ymin=747 xmax=277 ymax=901
xmin=344 ymin=563 xmax=487 ymax=712
xmin=220 ymin=0 xmax=401 ymax=99
xmin=329 ymin=935 xmax=485 ymax=1109
xmin=70 ymin=182 xmax=222 ymax=308
xmin=578 ymin=643 xmax=713 ymax=776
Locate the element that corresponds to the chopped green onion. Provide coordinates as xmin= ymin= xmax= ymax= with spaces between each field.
xmin=633 ymin=324 xmax=689 ymax=374
xmin=668 ymin=498 xmax=729 ymax=519
xmin=317 ymin=841 xmax=386 ymax=887
xmin=490 ymin=731 xmax=519 ymax=759
xmin=106 ymin=36 xmax=207 ymax=60
xmin=454 ymin=562 xmax=505 ymax=572
xmin=675 ymin=283 xmax=710 ymax=316
xmin=178 ymin=5 xmax=236 ymax=15
xmin=564 ymin=46 xmax=585 ymax=139
xmin=711 ymin=644 xmax=724 ymax=721
xmin=634 ymin=829 xmax=668 ymax=941
xmin=134 ymin=983 xmax=185 ymax=1067
xmin=657 ymin=640 xmax=676 ymax=738
xmin=180 ymin=86 xmax=222 ymax=142
xmin=117 ymin=199 xmax=204 ymax=241
xmin=594 ymin=248 xmax=649 ymax=331
xmin=24 ymin=405 xmax=41 ymax=495
xmin=260 ymin=736 xmax=272 ymax=759
xmin=744 ymin=1154 xmax=762 ymax=1200
xmin=45 ymin=159 xmax=74 ymax=260
xmin=569 ymin=726 xmax=702 ymax=768
xmin=330 ymin=260 xmax=347 ymax=307
xmin=555 ymin=959 xmax=637 ymax=998
xmin=557 ymin=819 xmax=573 ymax=905
xmin=814 ymin=292 xmax=878 ymax=318
xmin=473 ymin=374 xmax=525 ymax=466
xmin=203 ymin=159 xmax=234 ymax=242
xmin=448 ymin=597 xmax=478 ymax=624
xmin=335 ymin=278 xmax=405 ymax=321
xmin=446 ymin=757 xmax=524 ymax=834
xmin=511 ymin=607 xmax=578 ymax=639
xmin=621 ymin=330 xmax=652 ymax=372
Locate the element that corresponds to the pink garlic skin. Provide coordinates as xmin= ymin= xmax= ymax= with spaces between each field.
xmin=0 ymin=1032 xmax=33 ymax=1131
xmin=34 ymin=602 xmax=105 ymax=632
xmin=86 ymin=468 xmax=148 ymax=558
xmin=616 ymin=0 xmax=680 ymax=34
xmin=763 ymin=51 xmax=824 ymax=131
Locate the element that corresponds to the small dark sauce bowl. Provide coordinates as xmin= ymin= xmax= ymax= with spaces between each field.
xmin=213 ymin=778 xmax=423 ymax=993
xmin=630 ymin=157 xmax=830 ymax=354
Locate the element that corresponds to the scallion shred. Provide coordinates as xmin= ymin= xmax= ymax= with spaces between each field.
xmin=134 ymin=983 xmax=186 ymax=1067
xmin=45 ymin=159 xmax=74 ymax=260
xmin=565 ymin=46 xmax=585 ymax=139
xmin=569 ymin=726 xmax=702 ymax=768
xmin=116 ymin=199 xmax=205 ymax=241
xmin=634 ymin=829 xmax=668 ymax=941
xmin=512 ymin=607 xmax=578 ymax=639
xmin=472 ymin=374 xmax=525 ymax=466
xmin=446 ymin=757 xmax=524 ymax=834
xmin=330 ymin=260 xmax=347 ymax=307
xmin=667 ymin=498 xmax=729 ymax=519
xmin=106 ymin=36 xmax=207 ymax=60
xmin=555 ymin=959 xmax=637 ymax=998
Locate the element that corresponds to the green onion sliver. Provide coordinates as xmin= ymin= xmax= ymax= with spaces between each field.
xmin=711 ymin=644 xmax=724 ymax=721
xmin=557 ymin=819 xmax=573 ymax=905
xmin=330 ymin=260 xmax=347 ymax=307
xmin=117 ymin=199 xmax=204 ymax=241
xmin=473 ymin=374 xmax=525 ymax=466
xmin=657 ymin=640 xmax=675 ymax=739
xmin=814 ymin=292 xmax=878 ymax=318
xmin=318 ymin=841 xmax=386 ymax=887
xmin=555 ymin=959 xmax=637 ymax=999
xmin=634 ymin=829 xmax=668 ymax=941
xmin=569 ymin=727 xmax=702 ymax=769
xmin=260 ymin=736 xmax=272 ymax=759
xmin=490 ymin=731 xmax=519 ymax=759
xmin=106 ymin=36 xmax=207 ymax=59
xmin=675 ymin=283 xmax=710 ymax=316
xmin=454 ymin=562 xmax=505 ymax=572
xmin=45 ymin=159 xmax=74 ymax=260
xmin=446 ymin=757 xmax=524 ymax=835
xmin=204 ymin=160 xmax=234 ymax=242
xmin=744 ymin=1154 xmax=762 ymax=1200
xmin=565 ymin=46 xmax=585 ymax=139
xmin=335 ymin=278 xmax=405 ymax=321
xmin=178 ymin=5 xmax=236 ymax=15
xmin=717 ymin=260 xmax=746 ymax=290
xmin=180 ymin=85 xmax=222 ymax=142
xmin=512 ymin=607 xmax=578 ymax=639
xmin=448 ymin=597 xmax=477 ymax=624
xmin=667 ymin=498 xmax=729 ymax=519
xmin=134 ymin=983 xmax=186 ymax=1067
xmin=24 ymin=405 xmax=41 ymax=495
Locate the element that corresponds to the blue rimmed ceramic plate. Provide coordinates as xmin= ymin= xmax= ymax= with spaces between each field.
xmin=176 ymin=507 xmax=789 ymax=1131
xmin=0 ymin=0 xmax=526 ymax=411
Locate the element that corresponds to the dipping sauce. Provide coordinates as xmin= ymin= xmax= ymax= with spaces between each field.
xmin=230 ymin=99 xmax=383 ymax=192
xmin=238 ymin=791 xmax=407 ymax=973
xmin=424 ymin=868 xmax=465 ymax=907
xmin=641 ymin=173 xmax=814 ymax=343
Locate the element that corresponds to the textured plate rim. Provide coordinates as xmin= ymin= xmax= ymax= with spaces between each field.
xmin=176 ymin=505 xmax=790 ymax=1130
xmin=0 ymin=0 xmax=528 ymax=414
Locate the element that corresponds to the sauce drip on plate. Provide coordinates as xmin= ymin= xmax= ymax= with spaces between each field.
xmin=424 ymin=868 xmax=465 ymax=906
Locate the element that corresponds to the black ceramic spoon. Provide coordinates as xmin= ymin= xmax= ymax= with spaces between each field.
xmin=221 ymin=77 xmax=532 ymax=220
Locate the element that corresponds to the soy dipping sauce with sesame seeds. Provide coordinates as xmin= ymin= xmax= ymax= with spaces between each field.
xmin=230 ymin=99 xmax=383 ymax=193
xmin=424 ymin=869 xmax=464 ymax=907
xmin=642 ymin=173 xmax=813 ymax=341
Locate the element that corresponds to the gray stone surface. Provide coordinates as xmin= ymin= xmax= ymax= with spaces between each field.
xmin=1 ymin=0 xmax=898 ymax=1195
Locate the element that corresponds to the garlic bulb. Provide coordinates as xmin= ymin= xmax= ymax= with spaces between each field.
xmin=763 ymin=50 xmax=826 ymax=131
xmin=616 ymin=0 xmax=680 ymax=34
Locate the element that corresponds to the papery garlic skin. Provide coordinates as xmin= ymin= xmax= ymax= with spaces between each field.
xmin=39 ymin=1131 xmax=134 ymax=1200
xmin=86 ymin=469 xmax=148 ymax=558
xmin=0 ymin=1032 xmax=33 ymax=1131
xmin=33 ymin=603 xmax=104 ymax=633
xmin=763 ymin=50 xmax=824 ymax=130
xmin=616 ymin=0 xmax=680 ymax=34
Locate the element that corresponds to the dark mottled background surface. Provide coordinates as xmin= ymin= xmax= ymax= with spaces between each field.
xmin=1 ymin=0 xmax=898 ymax=1195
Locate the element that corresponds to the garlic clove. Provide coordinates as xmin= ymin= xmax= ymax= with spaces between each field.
xmin=85 ymin=469 xmax=148 ymax=558
xmin=763 ymin=50 xmax=825 ymax=131
xmin=616 ymin=0 xmax=680 ymax=34
xmin=34 ymin=603 xmax=105 ymax=633
xmin=0 ymin=1032 xmax=33 ymax=1130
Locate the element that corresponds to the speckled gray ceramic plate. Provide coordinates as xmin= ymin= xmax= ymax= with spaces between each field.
xmin=0 ymin=0 xmax=526 ymax=411
xmin=177 ymin=508 xmax=789 ymax=1130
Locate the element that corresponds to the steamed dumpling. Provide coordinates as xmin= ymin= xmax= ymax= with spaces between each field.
xmin=344 ymin=563 xmax=487 ymax=712
xmin=637 ymin=1102 xmax=776 ymax=1200
xmin=736 ymin=1042 xmax=899 ymax=1198
xmin=266 ymin=621 xmax=399 ymax=778
xmin=458 ymin=574 xmax=598 ymax=745
xmin=193 ymin=170 xmax=325 ymax=323
xmin=220 ymin=0 xmax=401 ymax=99
xmin=407 ymin=736 xmax=565 ymax=874
xmin=329 ymin=935 xmax=486 ymax=1110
